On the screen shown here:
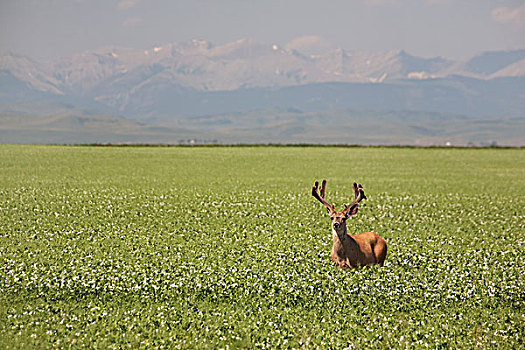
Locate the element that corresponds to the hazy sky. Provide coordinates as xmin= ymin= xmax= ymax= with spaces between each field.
xmin=1 ymin=0 xmax=524 ymax=61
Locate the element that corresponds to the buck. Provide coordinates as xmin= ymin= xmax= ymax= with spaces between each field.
xmin=312 ymin=179 xmax=387 ymax=269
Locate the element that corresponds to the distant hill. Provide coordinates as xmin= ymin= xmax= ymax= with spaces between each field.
xmin=0 ymin=112 xmax=198 ymax=145
xmin=461 ymin=50 xmax=525 ymax=76
xmin=1 ymin=109 xmax=522 ymax=146
xmin=1 ymin=39 xmax=524 ymax=145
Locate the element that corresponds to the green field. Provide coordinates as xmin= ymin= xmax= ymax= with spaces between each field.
xmin=0 ymin=145 xmax=523 ymax=348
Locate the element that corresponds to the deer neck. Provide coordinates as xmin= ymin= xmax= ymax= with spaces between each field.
xmin=331 ymin=224 xmax=359 ymax=261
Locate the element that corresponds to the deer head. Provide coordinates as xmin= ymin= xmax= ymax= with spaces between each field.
xmin=311 ymin=179 xmax=367 ymax=235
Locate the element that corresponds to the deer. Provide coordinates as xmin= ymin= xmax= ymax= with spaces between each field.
xmin=312 ymin=179 xmax=387 ymax=269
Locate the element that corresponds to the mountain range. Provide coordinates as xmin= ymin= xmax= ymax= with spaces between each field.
xmin=1 ymin=38 xmax=524 ymax=145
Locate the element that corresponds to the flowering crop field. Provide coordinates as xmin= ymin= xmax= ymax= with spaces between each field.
xmin=0 ymin=145 xmax=523 ymax=348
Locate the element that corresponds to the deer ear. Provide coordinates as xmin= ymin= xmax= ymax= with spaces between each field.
xmin=326 ymin=207 xmax=334 ymax=217
xmin=345 ymin=203 xmax=359 ymax=218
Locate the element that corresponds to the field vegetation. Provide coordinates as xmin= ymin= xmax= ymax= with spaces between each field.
xmin=0 ymin=145 xmax=523 ymax=348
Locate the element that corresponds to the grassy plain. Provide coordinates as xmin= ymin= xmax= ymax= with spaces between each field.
xmin=0 ymin=145 xmax=523 ymax=348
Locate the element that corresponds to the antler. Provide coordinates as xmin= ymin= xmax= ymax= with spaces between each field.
xmin=353 ymin=182 xmax=367 ymax=202
xmin=312 ymin=179 xmax=335 ymax=214
xmin=342 ymin=182 xmax=367 ymax=217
